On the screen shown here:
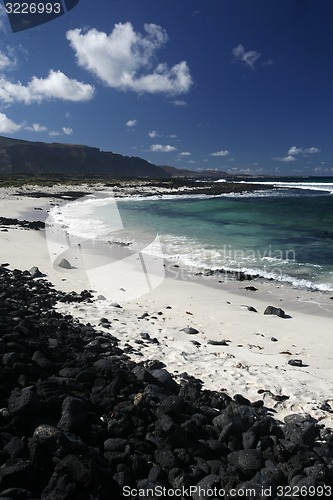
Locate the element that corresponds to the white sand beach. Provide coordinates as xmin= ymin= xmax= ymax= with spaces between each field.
xmin=1 ymin=184 xmax=333 ymax=426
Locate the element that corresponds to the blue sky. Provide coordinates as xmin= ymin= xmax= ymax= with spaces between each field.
xmin=0 ymin=0 xmax=332 ymax=175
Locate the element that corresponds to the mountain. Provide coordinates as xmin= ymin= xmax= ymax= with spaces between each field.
xmin=160 ymin=165 xmax=232 ymax=178
xmin=0 ymin=136 xmax=170 ymax=178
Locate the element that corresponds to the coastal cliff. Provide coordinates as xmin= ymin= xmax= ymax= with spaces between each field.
xmin=0 ymin=136 xmax=170 ymax=178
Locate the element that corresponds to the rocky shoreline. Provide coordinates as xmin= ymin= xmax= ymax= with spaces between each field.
xmin=1 ymin=265 xmax=333 ymax=499
xmin=3 ymin=177 xmax=275 ymax=201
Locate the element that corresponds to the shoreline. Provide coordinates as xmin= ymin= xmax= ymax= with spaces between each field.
xmin=1 ymin=183 xmax=333 ymax=426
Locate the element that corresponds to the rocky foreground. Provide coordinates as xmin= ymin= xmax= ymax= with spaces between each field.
xmin=1 ymin=266 xmax=333 ymax=499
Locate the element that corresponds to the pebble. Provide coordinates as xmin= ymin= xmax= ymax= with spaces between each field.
xmin=264 ymin=305 xmax=287 ymax=318
xmin=180 ymin=327 xmax=200 ymax=335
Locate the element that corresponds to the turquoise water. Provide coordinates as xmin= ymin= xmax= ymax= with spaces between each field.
xmin=52 ymin=178 xmax=333 ymax=291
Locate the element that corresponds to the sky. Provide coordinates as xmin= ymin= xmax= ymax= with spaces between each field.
xmin=0 ymin=0 xmax=332 ymax=176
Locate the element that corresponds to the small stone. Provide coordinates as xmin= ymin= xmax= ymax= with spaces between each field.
xmin=288 ymin=359 xmax=304 ymax=367
xmin=58 ymin=258 xmax=72 ymax=269
xmin=228 ymin=449 xmax=263 ymax=472
xmin=154 ymin=449 xmax=178 ymax=468
xmin=57 ymin=396 xmax=89 ymax=433
xmin=8 ymin=386 xmax=40 ymax=416
xmin=180 ymin=327 xmax=199 ymax=335
xmin=264 ymin=305 xmax=286 ymax=318
xmin=29 ymin=266 xmax=44 ymax=278
xmin=32 ymin=350 xmax=53 ymax=370
xmin=208 ymin=339 xmax=229 ymax=346
xmin=104 ymin=438 xmax=128 ymax=452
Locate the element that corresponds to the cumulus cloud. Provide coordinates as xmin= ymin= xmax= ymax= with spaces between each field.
xmin=0 ymin=51 xmax=11 ymax=70
xmin=148 ymin=130 xmax=159 ymax=138
xmin=62 ymin=127 xmax=73 ymax=135
xmin=1 ymin=117 xmax=50 ymax=134
xmin=66 ymin=23 xmax=193 ymax=95
xmin=273 ymin=155 xmax=296 ymax=163
xmin=25 ymin=123 xmax=47 ymax=132
xmin=179 ymin=151 xmax=191 ymax=156
xmin=126 ymin=119 xmax=137 ymax=127
xmin=288 ymin=145 xmax=320 ymax=155
xmin=304 ymin=147 xmax=320 ymax=154
xmin=288 ymin=146 xmax=302 ymax=156
xmin=48 ymin=127 xmax=73 ymax=137
xmin=232 ymin=44 xmax=261 ymax=69
xmin=172 ymin=99 xmax=188 ymax=107
xmin=210 ymin=150 xmax=230 ymax=157
xmin=0 ymin=70 xmax=95 ymax=104
xmin=0 ymin=112 xmax=20 ymax=133
xmin=274 ymin=145 xmax=321 ymax=162
xmin=0 ymin=4 xmax=8 ymax=33
xmin=150 ymin=144 xmax=177 ymax=152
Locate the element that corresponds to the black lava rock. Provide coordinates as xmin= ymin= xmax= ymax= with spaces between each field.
xmin=264 ymin=305 xmax=287 ymax=318
xmin=0 ymin=265 xmax=332 ymax=498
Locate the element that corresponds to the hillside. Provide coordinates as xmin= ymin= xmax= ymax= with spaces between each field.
xmin=0 ymin=136 xmax=170 ymax=179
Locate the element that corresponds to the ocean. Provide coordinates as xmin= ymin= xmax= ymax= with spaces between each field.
xmin=50 ymin=177 xmax=333 ymax=292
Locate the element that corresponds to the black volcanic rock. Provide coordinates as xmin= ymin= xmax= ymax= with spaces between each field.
xmin=0 ymin=136 xmax=170 ymax=178
xmin=264 ymin=305 xmax=287 ymax=318
xmin=0 ymin=265 xmax=333 ymax=498
xmin=160 ymin=165 xmax=231 ymax=178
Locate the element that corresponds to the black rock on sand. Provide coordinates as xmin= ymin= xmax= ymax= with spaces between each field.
xmin=0 ymin=265 xmax=333 ymax=499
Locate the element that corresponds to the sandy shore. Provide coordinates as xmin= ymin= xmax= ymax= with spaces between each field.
xmin=1 ymin=183 xmax=333 ymax=426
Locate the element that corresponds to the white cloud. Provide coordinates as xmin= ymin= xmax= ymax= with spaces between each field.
xmin=25 ymin=123 xmax=47 ymax=132
xmin=148 ymin=130 xmax=158 ymax=138
xmin=126 ymin=119 xmax=137 ymax=127
xmin=150 ymin=144 xmax=177 ymax=152
xmin=288 ymin=146 xmax=303 ymax=156
xmin=172 ymin=99 xmax=187 ymax=107
xmin=286 ymin=145 xmax=321 ymax=157
xmin=288 ymin=145 xmax=320 ymax=156
xmin=0 ymin=4 xmax=8 ymax=33
xmin=0 ymin=112 xmax=20 ymax=133
xmin=273 ymin=155 xmax=296 ymax=163
xmin=67 ymin=23 xmax=193 ymax=95
xmin=274 ymin=146 xmax=320 ymax=162
xmin=232 ymin=44 xmax=261 ymax=69
xmin=0 ymin=70 xmax=95 ymax=104
xmin=0 ymin=51 xmax=11 ymax=70
xmin=0 ymin=45 xmax=17 ymax=70
xmin=62 ymin=127 xmax=73 ymax=135
xmin=48 ymin=127 xmax=73 ymax=137
xmin=210 ymin=150 xmax=230 ymax=157
xmin=0 ymin=116 xmax=49 ymax=134
xmin=303 ymin=146 xmax=320 ymax=154
xmin=179 ymin=151 xmax=191 ymax=156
